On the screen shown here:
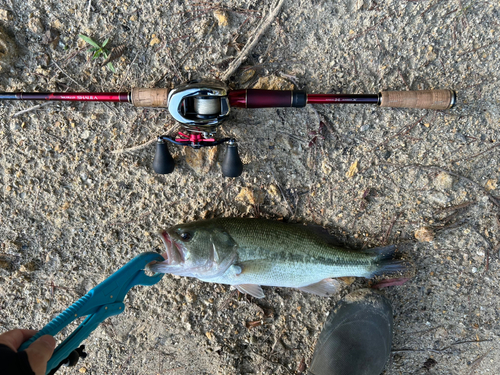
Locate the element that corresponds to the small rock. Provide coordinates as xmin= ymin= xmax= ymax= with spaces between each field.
xmin=51 ymin=19 xmax=63 ymax=29
xmin=150 ymin=35 xmax=160 ymax=47
xmin=0 ymin=9 xmax=13 ymax=21
xmin=41 ymin=29 xmax=60 ymax=48
xmin=360 ymin=124 xmax=370 ymax=132
xmin=80 ymin=130 xmax=90 ymax=140
xmin=428 ymin=191 xmax=450 ymax=206
xmin=235 ymin=187 xmax=265 ymax=205
xmin=253 ymin=76 xmax=294 ymax=90
xmin=184 ymin=147 xmax=218 ymax=174
xmin=426 ymin=46 xmax=437 ymax=61
xmin=28 ymin=17 xmax=44 ymax=34
xmin=434 ymin=172 xmax=454 ymax=190
xmin=185 ymin=290 xmax=197 ymax=303
xmin=267 ymin=184 xmax=280 ymax=198
xmin=214 ymin=10 xmax=229 ymax=27
xmin=485 ymin=179 xmax=497 ymax=191
xmin=345 ymin=160 xmax=359 ymax=178
xmin=415 ymin=227 xmax=434 ymax=242
xmin=355 ymin=0 xmax=368 ymax=11
xmin=339 ymin=277 xmax=355 ymax=285
xmin=321 ymin=160 xmax=332 ymax=175
xmin=434 ymin=327 xmax=448 ymax=339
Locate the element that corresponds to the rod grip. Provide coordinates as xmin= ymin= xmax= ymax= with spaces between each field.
xmin=131 ymin=88 xmax=169 ymax=107
xmin=379 ymin=90 xmax=456 ymax=110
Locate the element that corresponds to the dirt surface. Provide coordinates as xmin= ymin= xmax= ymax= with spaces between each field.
xmin=1 ymin=1 xmax=499 ymax=374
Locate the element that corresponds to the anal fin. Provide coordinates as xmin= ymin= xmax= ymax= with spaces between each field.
xmin=298 ymin=278 xmax=341 ymax=297
xmin=234 ymin=284 xmax=265 ymax=299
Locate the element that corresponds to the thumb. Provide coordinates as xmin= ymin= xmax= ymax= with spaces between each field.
xmin=24 ymin=335 xmax=56 ymax=375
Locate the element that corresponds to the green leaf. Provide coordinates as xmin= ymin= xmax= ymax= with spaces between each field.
xmin=92 ymin=50 xmax=102 ymax=60
xmin=89 ymin=47 xmax=99 ymax=52
xmin=107 ymin=62 xmax=116 ymax=73
xmin=102 ymin=38 xmax=109 ymax=47
xmin=79 ymin=34 xmax=100 ymax=49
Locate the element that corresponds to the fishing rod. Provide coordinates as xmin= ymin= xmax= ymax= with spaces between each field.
xmin=0 ymin=81 xmax=456 ymax=177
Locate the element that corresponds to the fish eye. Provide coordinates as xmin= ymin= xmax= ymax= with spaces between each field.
xmin=179 ymin=231 xmax=192 ymax=241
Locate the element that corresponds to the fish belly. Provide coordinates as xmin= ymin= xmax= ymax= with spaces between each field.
xmin=202 ymin=260 xmax=372 ymax=288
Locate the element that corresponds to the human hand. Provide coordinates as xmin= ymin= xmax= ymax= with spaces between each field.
xmin=0 ymin=329 xmax=56 ymax=375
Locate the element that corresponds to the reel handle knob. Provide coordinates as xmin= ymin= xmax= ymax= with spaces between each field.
xmin=222 ymin=139 xmax=243 ymax=177
xmin=153 ymin=140 xmax=175 ymax=174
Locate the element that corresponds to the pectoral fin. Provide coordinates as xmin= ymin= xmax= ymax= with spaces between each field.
xmin=298 ymin=278 xmax=341 ymax=297
xmin=234 ymin=284 xmax=265 ymax=299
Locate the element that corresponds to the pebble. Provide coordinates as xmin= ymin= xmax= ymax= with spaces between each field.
xmin=0 ymin=9 xmax=12 ymax=21
xmin=184 ymin=147 xmax=218 ymax=174
xmin=321 ymin=161 xmax=332 ymax=175
xmin=415 ymin=227 xmax=434 ymax=242
xmin=267 ymin=184 xmax=280 ymax=198
xmin=28 ymin=17 xmax=44 ymax=34
xmin=80 ymin=130 xmax=90 ymax=139
xmin=235 ymin=187 xmax=264 ymax=205
xmin=485 ymin=179 xmax=497 ymax=191
xmin=214 ymin=10 xmax=229 ymax=27
xmin=252 ymin=76 xmax=294 ymax=90
xmin=428 ymin=191 xmax=450 ymax=206
xmin=434 ymin=172 xmax=454 ymax=190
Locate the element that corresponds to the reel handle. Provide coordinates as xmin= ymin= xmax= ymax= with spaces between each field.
xmin=153 ymin=140 xmax=175 ymax=174
xmin=379 ymin=89 xmax=456 ymax=110
xmin=222 ymin=140 xmax=243 ymax=177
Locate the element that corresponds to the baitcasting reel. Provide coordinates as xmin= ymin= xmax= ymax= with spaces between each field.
xmin=153 ymin=80 xmax=243 ymax=177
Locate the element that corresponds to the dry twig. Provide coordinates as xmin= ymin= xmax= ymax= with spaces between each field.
xmin=111 ymin=138 xmax=157 ymax=154
xmin=221 ymin=0 xmax=285 ymax=81
xmin=12 ymin=102 xmax=54 ymax=118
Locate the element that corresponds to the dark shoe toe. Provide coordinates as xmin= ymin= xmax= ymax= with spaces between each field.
xmin=309 ymin=289 xmax=393 ymax=375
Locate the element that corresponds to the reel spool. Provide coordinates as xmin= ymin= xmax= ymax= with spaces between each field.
xmin=193 ymin=96 xmax=222 ymax=116
xmin=167 ymin=81 xmax=230 ymax=133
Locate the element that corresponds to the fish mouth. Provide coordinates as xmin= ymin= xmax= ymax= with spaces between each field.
xmin=160 ymin=231 xmax=185 ymax=265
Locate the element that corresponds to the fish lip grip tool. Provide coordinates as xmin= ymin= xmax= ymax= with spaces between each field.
xmin=19 ymin=252 xmax=165 ymax=375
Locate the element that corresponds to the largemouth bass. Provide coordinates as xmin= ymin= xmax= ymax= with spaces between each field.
xmin=148 ymin=218 xmax=411 ymax=298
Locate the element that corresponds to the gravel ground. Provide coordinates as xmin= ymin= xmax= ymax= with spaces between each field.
xmin=1 ymin=1 xmax=499 ymax=374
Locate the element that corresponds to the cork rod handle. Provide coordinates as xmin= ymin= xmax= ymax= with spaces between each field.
xmin=379 ymin=90 xmax=456 ymax=110
xmin=131 ymin=88 xmax=170 ymax=107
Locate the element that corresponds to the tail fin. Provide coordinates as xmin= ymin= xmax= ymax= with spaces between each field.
xmin=364 ymin=244 xmax=414 ymax=279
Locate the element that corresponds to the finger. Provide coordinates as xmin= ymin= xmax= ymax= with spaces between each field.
xmin=0 ymin=329 xmax=38 ymax=351
xmin=25 ymin=335 xmax=56 ymax=375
